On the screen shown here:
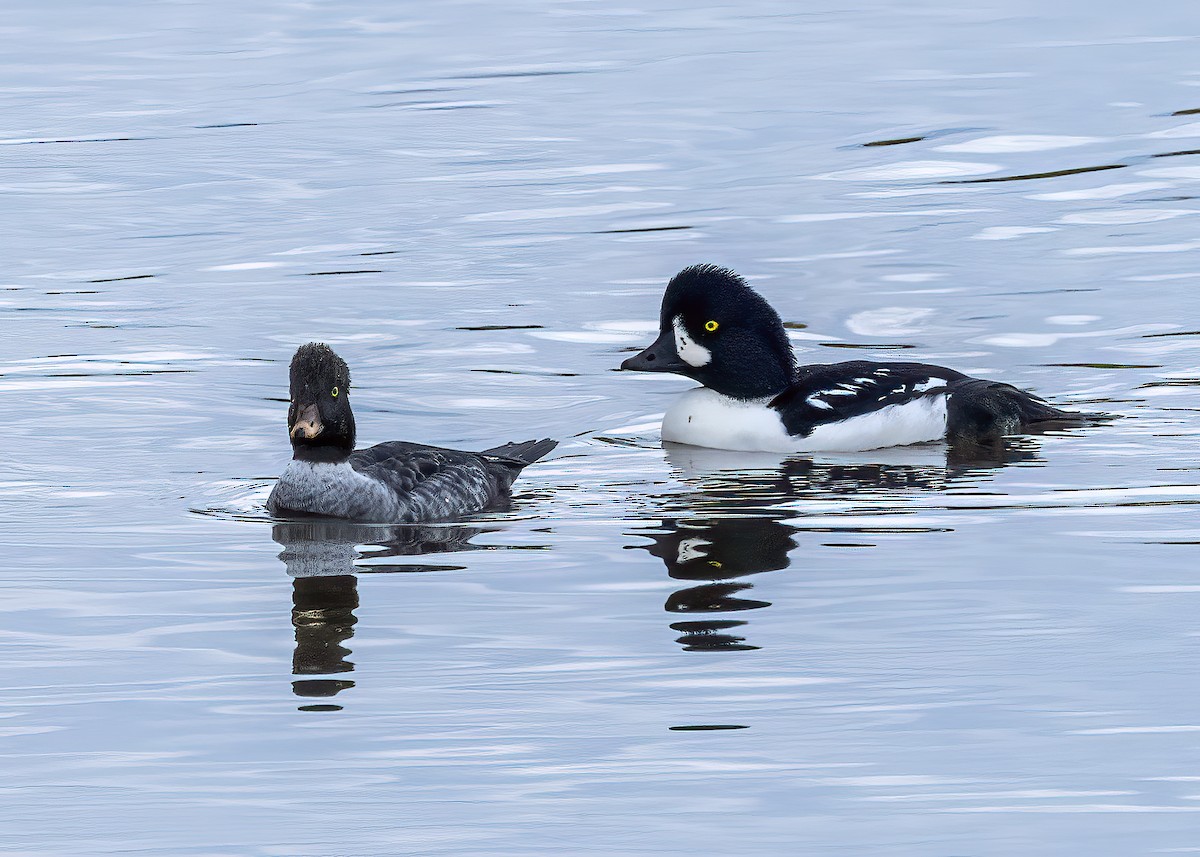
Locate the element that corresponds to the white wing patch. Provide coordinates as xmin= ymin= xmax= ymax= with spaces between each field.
xmin=825 ymin=385 xmax=859 ymax=397
xmin=805 ymin=376 xmax=948 ymax=412
xmin=672 ymin=316 xmax=712 ymax=368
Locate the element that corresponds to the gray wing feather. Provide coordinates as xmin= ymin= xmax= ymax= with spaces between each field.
xmin=350 ymin=442 xmax=517 ymax=523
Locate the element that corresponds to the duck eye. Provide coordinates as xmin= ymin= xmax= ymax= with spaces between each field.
xmin=331 ymin=386 xmax=339 ymax=398
xmin=705 ymin=320 xmax=719 ymax=332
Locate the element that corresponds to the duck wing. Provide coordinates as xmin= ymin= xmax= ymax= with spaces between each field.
xmin=349 ymin=441 xmax=523 ymax=522
xmin=771 ymin=361 xmax=966 ymax=436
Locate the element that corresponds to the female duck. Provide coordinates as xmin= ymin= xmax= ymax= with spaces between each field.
xmin=621 ymin=264 xmax=1102 ymax=452
xmin=268 ymin=343 xmax=556 ymax=522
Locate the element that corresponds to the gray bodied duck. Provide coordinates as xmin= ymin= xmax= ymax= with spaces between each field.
xmin=268 ymin=343 xmax=556 ymax=522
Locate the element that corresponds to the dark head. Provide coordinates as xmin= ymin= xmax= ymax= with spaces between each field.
xmin=620 ymin=264 xmax=797 ymax=399
xmin=285 ymin=342 xmax=355 ymax=463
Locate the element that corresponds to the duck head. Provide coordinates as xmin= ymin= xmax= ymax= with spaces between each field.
xmin=620 ymin=264 xmax=797 ymax=400
xmin=286 ymin=342 xmax=356 ymax=463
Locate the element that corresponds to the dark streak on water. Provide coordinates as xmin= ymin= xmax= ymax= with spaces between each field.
xmin=10 ymin=136 xmax=154 ymax=144
xmin=595 ymin=225 xmax=695 ymax=233
xmin=1045 ymin=363 xmax=1164 ymax=369
xmin=862 ymin=135 xmax=926 ymax=147
xmin=88 ymin=274 xmax=155 ymax=283
xmin=943 ymin=163 xmax=1127 ymax=183
xmin=456 ymin=324 xmax=545 ymax=331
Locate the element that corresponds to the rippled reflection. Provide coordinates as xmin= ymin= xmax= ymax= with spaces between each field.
xmin=641 ymin=514 xmax=794 ymax=651
xmin=272 ymin=520 xmax=493 ymax=710
xmin=291 ymin=574 xmax=358 ymax=704
xmin=633 ymin=439 xmax=1045 ymax=653
xmin=660 ymin=438 xmax=1045 ymax=502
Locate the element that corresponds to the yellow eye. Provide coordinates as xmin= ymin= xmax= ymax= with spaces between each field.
xmin=331 ymin=386 xmax=339 ymax=398
xmin=705 ymin=320 xmax=719 ymax=332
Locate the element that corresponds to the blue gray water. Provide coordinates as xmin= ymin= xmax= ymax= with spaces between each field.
xmin=6 ymin=1 xmax=1200 ymax=854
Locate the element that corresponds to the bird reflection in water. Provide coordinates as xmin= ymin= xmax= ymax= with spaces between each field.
xmin=272 ymin=519 xmax=492 ymax=711
xmin=633 ymin=438 xmax=1045 ymax=653
xmin=640 ymin=514 xmax=796 ymax=651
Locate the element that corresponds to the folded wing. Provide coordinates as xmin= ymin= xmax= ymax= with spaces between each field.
xmin=772 ymin=361 xmax=965 ymax=437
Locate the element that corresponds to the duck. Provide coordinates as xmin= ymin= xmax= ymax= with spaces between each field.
xmin=267 ymin=343 xmax=557 ymax=522
xmin=620 ymin=264 xmax=1104 ymax=452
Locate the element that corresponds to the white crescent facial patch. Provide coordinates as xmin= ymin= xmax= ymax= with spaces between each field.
xmin=672 ymin=315 xmax=712 ymax=368
xmin=677 ymin=537 xmax=712 ymax=564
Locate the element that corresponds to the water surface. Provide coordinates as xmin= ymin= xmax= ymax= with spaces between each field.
xmin=5 ymin=1 xmax=1200 ymax=854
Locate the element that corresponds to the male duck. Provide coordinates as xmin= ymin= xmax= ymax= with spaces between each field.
xmin=268 ymin=343 xmax=556 ymax=521
xmin=621 ymin=264 xmax=1102 ymax=452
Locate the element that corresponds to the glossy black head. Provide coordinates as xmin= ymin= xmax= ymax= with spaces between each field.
xmin=286 ymin=342 xmax=355 ymax=463
xmin=620 ymin=264 xmax=797 ymax=399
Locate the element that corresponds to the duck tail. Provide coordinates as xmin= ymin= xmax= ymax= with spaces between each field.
xmin=947 ymin=378 xmax=1111 ymax=443
xmin=481 ymin=438 xmax=559 ymax=466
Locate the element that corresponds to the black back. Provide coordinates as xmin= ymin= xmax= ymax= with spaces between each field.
xmin=769 ymin=360 xmax=965 ymax=437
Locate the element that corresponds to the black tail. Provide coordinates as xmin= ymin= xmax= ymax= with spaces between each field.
xmin=947 ymin=378 xmax=1110 ymax=444
xmin=481 ymin=438 xmax=559 ymax=466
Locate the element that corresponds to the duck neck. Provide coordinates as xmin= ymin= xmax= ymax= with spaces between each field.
xmin=705 ymin=347 xmax=797 ymax=400
xmin=291 ymin=442 xmax=353 ymax=464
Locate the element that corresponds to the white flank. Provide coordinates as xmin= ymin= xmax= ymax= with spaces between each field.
xmin=661 ymin=387 xmax=948 ymax=453
xmin=913 ymin=377 xmax=944 ymax=393
xmin=672 ymin=316 xmax=712 ymax=367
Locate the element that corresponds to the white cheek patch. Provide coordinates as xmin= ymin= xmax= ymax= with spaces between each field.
xmin=677 ymin=537 xmax=712 ymax=564
xmin=672 ymin=316 xmax=712 ymax=368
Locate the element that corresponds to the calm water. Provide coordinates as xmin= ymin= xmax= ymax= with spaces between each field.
xmin=6 ymin=1 xmax=1200 ymax=854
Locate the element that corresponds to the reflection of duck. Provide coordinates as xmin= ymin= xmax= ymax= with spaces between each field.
xmin=662 ymin=438 xmax=1043 ymax=506
xmin=291 ymin=574 xmax=358 ymax=702
xmin=272 ymin=520 xmax=492 ymax=710
xmin=273 ymin=519 xmax=492 ymax=577
xmin=634 ymin=438 xmax=1040 ymax=653
xmin=634 ymin=515 xmax=797 ymax=651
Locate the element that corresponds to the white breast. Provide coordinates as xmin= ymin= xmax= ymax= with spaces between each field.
xmin=660 ymin=387 xmax=948 ymax=453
